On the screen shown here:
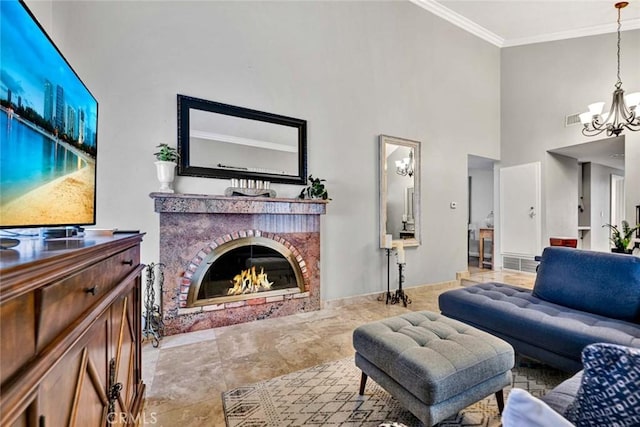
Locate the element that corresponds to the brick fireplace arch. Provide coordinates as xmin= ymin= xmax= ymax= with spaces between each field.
xmin=180 ymin=231 xmax=309 ymax=307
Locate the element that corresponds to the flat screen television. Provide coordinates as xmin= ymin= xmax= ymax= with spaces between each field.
xmin=0 ymin=0 xmax=98 ymax=229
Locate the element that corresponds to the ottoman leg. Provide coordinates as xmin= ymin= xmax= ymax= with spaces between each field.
xmin=359 ymin=372 xmax=368 ymax=395
xmin=495 ymin=390 xmax=505 ymax=414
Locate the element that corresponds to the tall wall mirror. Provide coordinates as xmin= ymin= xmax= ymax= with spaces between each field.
xmin=379 ymin=135 xmax=421 ymax=247
xmin=177 ymin=94 xmax=307 ymax=184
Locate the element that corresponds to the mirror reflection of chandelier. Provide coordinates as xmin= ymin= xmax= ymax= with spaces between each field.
xmin=579 ymin=2 xmax=640 ymax=137
xmin=396 ymin=149 xmax=414 ymax=177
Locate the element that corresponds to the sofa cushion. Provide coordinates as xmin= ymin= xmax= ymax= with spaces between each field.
xmin=532 ymin=247 xmax=640 ymax=322
xmin=564 ymin=343 xmax=640 ymax=426
xmin=438 ymin=283 xmax=640 ymax=366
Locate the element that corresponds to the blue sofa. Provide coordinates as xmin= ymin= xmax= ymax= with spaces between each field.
xmin=439 ymin=246 xmax=640 ymax=372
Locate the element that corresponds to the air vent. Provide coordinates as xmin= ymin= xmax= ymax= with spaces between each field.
xmin=565 ymin=113 xmax=582 ymax=127
xmin=503 ymin=256 xmax=539 ymax=273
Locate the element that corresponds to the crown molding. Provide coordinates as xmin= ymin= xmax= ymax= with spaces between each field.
xmin=409 ymin=0 xmax=505 ymax=47
xmin=503 ymin=19 xmax=640 ymax=47
xmin=410 ymin=0 xmax=640 ymax=49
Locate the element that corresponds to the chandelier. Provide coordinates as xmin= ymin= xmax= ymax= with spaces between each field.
xmin=579 ymin=2 xmax=640 ymax=137
xmin=395 ymin=149 xmax=414 ymax=177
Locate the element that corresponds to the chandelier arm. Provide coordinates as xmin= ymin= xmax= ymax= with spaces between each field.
xmin=621 ymin=121 xmax=640 ymax=132
xmin=582 ymin=126 xmax=607 ymax=137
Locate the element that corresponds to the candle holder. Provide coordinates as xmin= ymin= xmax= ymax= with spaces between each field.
xmin=390 ymin=262 xmax=411 ymax=307
xmin=383 ymin=248 xmax=394 ymax=304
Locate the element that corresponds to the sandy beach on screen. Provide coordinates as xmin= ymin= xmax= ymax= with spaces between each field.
xmin=0 ymin=166 xmax=95 ymax=226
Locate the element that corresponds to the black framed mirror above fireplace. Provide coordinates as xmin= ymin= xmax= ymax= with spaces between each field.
xmin=177 ymin=94 xmax=308 ymax=185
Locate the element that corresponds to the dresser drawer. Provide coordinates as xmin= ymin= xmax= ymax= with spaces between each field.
xmin=37 ymin=246 xmax=140 ymax=351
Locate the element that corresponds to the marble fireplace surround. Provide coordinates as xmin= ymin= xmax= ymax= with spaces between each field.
xmin=151 ymin=193 xmax=327 ymax=335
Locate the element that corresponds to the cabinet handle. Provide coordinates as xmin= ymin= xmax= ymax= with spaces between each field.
xmin=108 ymin=358 xmax=123 ymax=414
xmin=85 ymin=286 xmax=98 ymax=295
xmin=122 ymin=259 xmax=134 ymax=266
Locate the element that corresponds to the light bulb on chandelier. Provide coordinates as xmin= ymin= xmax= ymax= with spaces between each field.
xmin=579 ymin=2 xmax=640 ymax=137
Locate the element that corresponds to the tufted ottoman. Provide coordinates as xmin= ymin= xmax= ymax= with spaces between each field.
xmin=353 ymin=311 xmax=514 ymax=426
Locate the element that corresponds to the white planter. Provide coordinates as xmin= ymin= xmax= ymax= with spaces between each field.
xmin=155 ymin=161 xmax=176 ymax=193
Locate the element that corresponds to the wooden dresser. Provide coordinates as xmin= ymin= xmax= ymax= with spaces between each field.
xmin=0 ymin=234 xmax=145 ymax=426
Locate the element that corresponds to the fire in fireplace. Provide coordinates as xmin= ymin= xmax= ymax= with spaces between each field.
xmin=187 ymin=236 xmax=304 ymax=307
xmin=228 ymin=266 xmax=273 ymax=295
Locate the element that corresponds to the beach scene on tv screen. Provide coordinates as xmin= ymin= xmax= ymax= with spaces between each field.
xmin=0 ymin=1 xmax=97 ymax=227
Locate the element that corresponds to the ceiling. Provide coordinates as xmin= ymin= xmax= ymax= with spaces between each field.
xmin=425 ymin=2 xmax=634 ymax=169
xmin=412 ymin=0 xmax=640 ymax=47
xmin=549 ymin=136 xmax=625 ymax=170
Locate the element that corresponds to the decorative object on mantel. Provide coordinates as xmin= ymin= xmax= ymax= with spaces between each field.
xmin=579 ymin=2 xmax=640 ymax=137
xmin=224 ymin=178 xmax=276 ymax=197
xmin=298 ymin=175 xmax=331 ymax=200
xmin=154 ymin=143 xmax=180 ymax=193
xmin=603 ymin=220 xmax=640 ymax=254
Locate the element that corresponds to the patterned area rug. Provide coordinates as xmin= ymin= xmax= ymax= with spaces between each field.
xmin=222 ymin=356 xmax=570 ymax=426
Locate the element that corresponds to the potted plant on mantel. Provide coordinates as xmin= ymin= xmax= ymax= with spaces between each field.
xmin=298 ymin=175 xmax=331 ymax=200
xmin=603 ymin=220 xmax=640 ymax=254
xmin=154 ymin=144 xmax=179 ymax=193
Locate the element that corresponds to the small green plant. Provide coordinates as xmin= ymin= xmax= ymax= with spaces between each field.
xmin=603 ymin=220 xmax=640 ymax=252
xmin=154 ymin=144 xmax=180 ymax=162
xmin=299 ymin=175 xmax=331 ymax=200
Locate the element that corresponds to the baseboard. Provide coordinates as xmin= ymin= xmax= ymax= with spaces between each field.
xmin=456 ymin=270 xmax=471 ymax=281
xmin=321 ymin=280 xmax=459 ymax=310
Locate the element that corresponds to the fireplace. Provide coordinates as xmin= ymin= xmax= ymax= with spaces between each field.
xmin=187 ymin=236 xmax=305 ymax=306
xmin=151 ymin=193 xmax=327 ymax=335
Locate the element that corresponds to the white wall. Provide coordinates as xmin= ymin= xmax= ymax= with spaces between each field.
xmin=501 ymin=30 xmax=640 ymax=245
xmin=34 ymin=1 xmax=501 ymax=301
xmin=588 ymin=162 xmax=625 ymax=252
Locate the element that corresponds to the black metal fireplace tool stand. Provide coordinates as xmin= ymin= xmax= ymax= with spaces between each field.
xmin=143 ymin=262 xmax=165 ymax=348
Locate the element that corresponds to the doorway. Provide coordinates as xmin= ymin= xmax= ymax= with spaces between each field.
xmin=468 ymin=155 xmax=496 ymax=272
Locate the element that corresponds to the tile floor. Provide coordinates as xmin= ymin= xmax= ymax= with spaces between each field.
xmin=142 ymin=269 xmax=536 ymax=426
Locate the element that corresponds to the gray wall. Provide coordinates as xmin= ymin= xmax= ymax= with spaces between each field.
xmin=501 ymin=30 xmax=640 ymax=245
xmin=586 ymin=162 xmax=625 ymax=252
xmin=32 ymin=1 xmax=501 ymax=301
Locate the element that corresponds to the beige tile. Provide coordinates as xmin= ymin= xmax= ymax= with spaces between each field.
xmin=141 ymin=269 xmax=535 ymax=425
xmin=145 ymin=398 xmax=224 ymax=427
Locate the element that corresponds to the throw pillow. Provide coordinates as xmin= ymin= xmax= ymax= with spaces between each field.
xmin=564 ymin=343 xmax=640 ymax=426
xmin=502 ymin=388 xmax=574 ymax=427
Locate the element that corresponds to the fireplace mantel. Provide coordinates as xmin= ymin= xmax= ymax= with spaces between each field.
xmin=150 ymin=192 xmax=327 ymax=334
xmin=151 ymin=193 xmax=328 ymax=215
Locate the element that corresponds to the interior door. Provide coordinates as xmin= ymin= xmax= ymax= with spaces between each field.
xmin=500 ymin=162 xmax=542 ymax=257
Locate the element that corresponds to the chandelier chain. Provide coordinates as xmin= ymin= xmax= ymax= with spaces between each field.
xmin=616 ymin=4 xmax=622 ymax=89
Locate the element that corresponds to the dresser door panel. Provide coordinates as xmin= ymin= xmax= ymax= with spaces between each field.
xmin=38 ymin=312 xmax=109 ymax=427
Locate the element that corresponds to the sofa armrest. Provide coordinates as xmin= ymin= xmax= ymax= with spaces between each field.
xmin=539 ymin=371 xmax=582 ymax=415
